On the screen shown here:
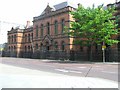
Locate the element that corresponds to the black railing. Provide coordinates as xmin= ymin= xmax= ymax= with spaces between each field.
xmin=2 ymin=48 xmax=120 ymax=62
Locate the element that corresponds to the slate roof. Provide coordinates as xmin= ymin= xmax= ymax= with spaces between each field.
xmin=33 ymin=1 xmax=76 ymax=21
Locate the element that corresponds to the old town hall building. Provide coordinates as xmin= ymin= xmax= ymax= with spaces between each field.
xmin=7 ymin=2 xmax=77 ymax=59
xmin=7 ymin=1 xmax=120 ymax=62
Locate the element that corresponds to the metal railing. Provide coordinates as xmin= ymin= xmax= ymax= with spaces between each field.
xmin=2 ymin=48 xmax=120 ymax=62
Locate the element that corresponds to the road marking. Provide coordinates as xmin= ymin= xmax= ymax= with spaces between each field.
xmin=77 ymin=67 xmax=87 ymax=69
xmin=94 ymin=66 xmax=101 ymax=67
xmin=101 ymin=71 xmax=117 ymax=74
xmin=93 ymin=68 xmax=103 ymax=70
xmin=69 ymin=70 xmax=82 ymax=73
xmin=55 ymin=69 xmax=69 ymax=72
xmin=41 ymin=64 xmax=56 ymax=68
xmin=55 ymin=69 xmax=82 ymax=73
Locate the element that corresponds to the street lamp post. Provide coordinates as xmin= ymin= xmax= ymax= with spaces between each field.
xmin=102 ymin=42 xmax=106 ymax=63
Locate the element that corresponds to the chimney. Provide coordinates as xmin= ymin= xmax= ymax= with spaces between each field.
xmin=26 ymin=21 xmax=30 ymax=28
xmin=77 ymin=3 xmax=81 ymax=7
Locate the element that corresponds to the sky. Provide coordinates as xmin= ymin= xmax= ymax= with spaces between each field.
xmin=0 ymin=0 xmax=117 ymax=44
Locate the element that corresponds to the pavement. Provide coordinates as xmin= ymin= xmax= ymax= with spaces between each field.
xmin=0 ymin=63 xmax=118 ymax=89
xmin=1 ymin=57 xmax=119 ymax=64
xmin=42 ymin=59 xmax=119 ymax=64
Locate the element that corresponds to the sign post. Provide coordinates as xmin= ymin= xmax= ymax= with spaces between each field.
xmin=102 ymin=42 xmax=106 ymax=63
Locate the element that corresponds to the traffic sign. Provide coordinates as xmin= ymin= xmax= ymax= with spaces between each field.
xmin=102 ymin=45 xmax=106 ymax=49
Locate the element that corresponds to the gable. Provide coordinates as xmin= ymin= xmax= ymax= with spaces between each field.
xmin=41 ymin=4 xmax=53 ymax=15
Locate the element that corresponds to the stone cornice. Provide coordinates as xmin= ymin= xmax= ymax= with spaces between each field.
xmin=8 ymin=30 xmax=23 ymax=34
xmin=33 ymin=6 xmax=75 ymax=22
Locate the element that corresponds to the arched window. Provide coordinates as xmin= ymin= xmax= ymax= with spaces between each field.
xmin=54 ymin=41 xmax=58 ymax=50
xmin=11 ymin=46 xmax=13 ymax=52
xmin=46 ymin=42 xmax=49 ymax=51
xmin=9 ymin=46 xmax=11 ymax=51
xmin=61 ymin=41 xmax=65 ymax=51
xmin=40 ymin=43 xmax=43 ymax=50
xmin=80 ymin=46 xmax=83 ymax=52
xmin=14 ymin=46 xmax=16 ymax=51
xmin=54 ymin=20 xmax=58 ymax=35
xmin=25 ymin=46 xmax=27 ymax=52
xmin=47 ymin=22 xmax=50 ymax=35
xmin=36 ymin=43 xmax=38 ymax=50
xmin=28 ymin=46 xmax=30 ymax=51
xmin=31 ymin=46 xmax=33 ymax=51
xmin=41 ymin=24 xmax=44 ymax=37
xmin=61 ymin=19 xmax=65 ymax=34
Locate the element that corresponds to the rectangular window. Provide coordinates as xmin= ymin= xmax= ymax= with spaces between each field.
xmin=36 ymin=25 xmax=38 ymax=38
xmin=41 ymin=24 xmax=44 ymax=37
xmin=28 ymin=34 xmax=31 ymax=42
xmin=12 ymin=36 xmax=14 ymax=43
xmin=25 ymin=35 xmax=27 ymax=42
xmin=61 ymin=19 xmax=65 ymax=34
xmin=54 ymin=21 xmax=58 ymax=35
xmin=8 ymin=36 xmax=10 ymax=43
xmin=47 ymin=23 xmax=50 ymax=35
xmin=14 ymin=35 xmax=16 ymax=43
xmin=31 ymin=33 xmax=33 ymax=40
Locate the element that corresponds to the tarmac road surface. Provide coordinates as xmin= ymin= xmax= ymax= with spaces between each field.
xmin=0 ymin=63 xmax=118 ymax=88
xmin=0 ymin=57 xmax=118 ymax=81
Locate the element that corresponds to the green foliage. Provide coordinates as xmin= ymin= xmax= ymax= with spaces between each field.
xmin=68 ymin=4 xmax=119 ymax=46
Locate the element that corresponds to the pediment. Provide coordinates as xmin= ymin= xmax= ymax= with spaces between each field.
xmin=42 ymin=35 xmax=53 ymax=44
xmin=41 ymin=4 xmax=53 ymax=15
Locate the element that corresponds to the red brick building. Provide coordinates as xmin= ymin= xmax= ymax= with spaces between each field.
xmin=32 ymin=2 xmax=75 ymax=52
xmin=7 ymin=2 xmax=77 ymax=59
xmin=7 ymin=1 xmax=120 ymax=61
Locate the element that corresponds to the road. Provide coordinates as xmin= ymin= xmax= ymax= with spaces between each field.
xmin=0 ymin=57 xmax=118 ymax=82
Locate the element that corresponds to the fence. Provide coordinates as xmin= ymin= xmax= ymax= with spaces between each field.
xmin=2 ymin=48 xmax=120 ymax=62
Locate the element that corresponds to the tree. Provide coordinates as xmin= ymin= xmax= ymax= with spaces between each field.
xmin=68 ymin=5 xmax=119 ymax=61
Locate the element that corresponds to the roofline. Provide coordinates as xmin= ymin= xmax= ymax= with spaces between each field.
xmin=33 ymin=6 xmax=76 ymax=22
